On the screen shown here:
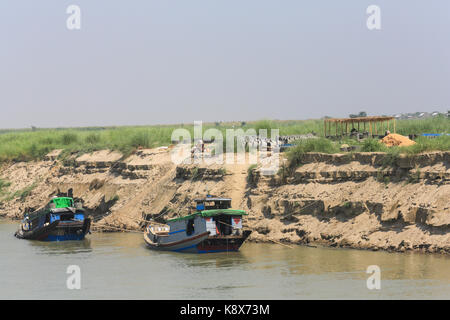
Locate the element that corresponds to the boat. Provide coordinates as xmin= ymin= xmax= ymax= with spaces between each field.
xmin=14 ymin=195 xmax=91 ymax=241
xmin=144 ymin=196 xmax=251 ymax=253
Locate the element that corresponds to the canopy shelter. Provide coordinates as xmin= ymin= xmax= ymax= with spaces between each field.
xmin=167 ymin=209 xmax=247 ymax=222
xmin=194 ymin=196 xmax=232 ymax=210
xmin=324 ymin=116 xmax=396 ymax=138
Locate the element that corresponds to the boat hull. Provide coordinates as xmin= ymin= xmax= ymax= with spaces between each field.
xmin=196 ymin=230 xmax=252 ymax=253
xmin=144 ymin=231 xmax=210 ymax=253
xmin=144 ymin=230 xmax=252 ymax=254
xmin=15 ymin=219 xmax=91 ymax=241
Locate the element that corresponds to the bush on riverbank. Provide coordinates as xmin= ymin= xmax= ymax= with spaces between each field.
xmin=361 ymin=139 xmax=388 ymax=152
xmin=400 ymin=135 xmax=450 ymax=154
xmin=286 ymin=138 xmax=339 ymax=169
xmin=286 ymin=135 xmax=449 ymax=169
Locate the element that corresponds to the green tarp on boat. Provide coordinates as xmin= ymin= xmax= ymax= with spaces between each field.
xmin=167 ymin=209 xmax=247 ymax=222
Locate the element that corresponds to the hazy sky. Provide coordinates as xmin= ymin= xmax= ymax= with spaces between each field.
xmin=1 ymin=0 xmax=449 ymax=128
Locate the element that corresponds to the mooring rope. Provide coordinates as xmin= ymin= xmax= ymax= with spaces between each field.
xmin=91 ymin=222 xmax=144 ymax=233
xmin=215 ymin=220 xmax=295 ymax=249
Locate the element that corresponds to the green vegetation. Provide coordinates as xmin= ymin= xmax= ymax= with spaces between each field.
xmin=286 ymin=138 xmax=339 ymax=168
xmin=276 ymin=163 xmax=291 ymax=185
xmin=400 ymin=136 xmax=450 ymax=154
xmin=408 ymin=168 xmax=421 ymax=184
xmin=109 ymin=194 xmax=120 ymax=203
xmin=253 ymin=120 xmax=274 ymax=137
xmin=0 ymin=116 xmax=447 ymax=163
xmin=0 ymin=126 xmax=178 ymax=162
xmin=0 ymin=179 xmax=11 ymax=197
xmin=381 ymin=148 xmax=402 ymax=168
xmin=283 ymin=117 xmax=448 ymax=170
xmin=191 ymin=167 xmax=200 ymax=180
xmin=361 ymin=139 xmax=388 ymax=152
xmin=247 ymin=164 xmax=258 ymax=185
xmin=359 ymin=135 xmax=449 ymax=155
xmin=15 ymin=182 xmax=38 ymax=201
xmin=85 ymin=133 xmax=101 ymax=144
xmin=395 ymin=116 xmax=449 ymax=136
xmin=1 ymin=180 xmax=38 ymax=202
xmin=342 ymin=201 xmax=352 ymax=208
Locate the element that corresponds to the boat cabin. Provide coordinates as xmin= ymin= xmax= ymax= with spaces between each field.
xmin=194 ymin=197 xmax=243 ymax=236
xmin=23 ymin=196 xmax=85 ymax=231
xmin=16 ymin=193 xmax=91 ymax=241
xmin=46 ymin=196 xmax=85 ymax=223
xmin=194 ymin=197 xmax=232 ymax=211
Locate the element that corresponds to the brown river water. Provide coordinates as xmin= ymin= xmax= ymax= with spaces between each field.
xmin=1 ymin=218 xmax=449 ymax=299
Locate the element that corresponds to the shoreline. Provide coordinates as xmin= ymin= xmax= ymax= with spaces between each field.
xmin=0 ymin=149 xmax=448 ymax=255
xmin=1 ymin=216 xmax=446 ymax=257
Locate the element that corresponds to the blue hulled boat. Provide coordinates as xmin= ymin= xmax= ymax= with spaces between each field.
xmin=14 ymin=196 xmax=91 ymax=241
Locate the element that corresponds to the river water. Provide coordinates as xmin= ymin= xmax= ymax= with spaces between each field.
xmin=1 ymin=219 xmax=449 ymax=299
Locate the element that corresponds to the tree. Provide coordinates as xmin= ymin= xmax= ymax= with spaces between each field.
xmin=254 ymin=120 xmax=273 ymax=137
xmin=350 ymin=111 xmax=367 ymax=118
xmin=358 ymin=111 xmax=367 ymax=117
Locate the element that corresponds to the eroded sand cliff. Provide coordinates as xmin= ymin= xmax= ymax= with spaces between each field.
xmin=0 ymin=149 xmax=449 ymax=254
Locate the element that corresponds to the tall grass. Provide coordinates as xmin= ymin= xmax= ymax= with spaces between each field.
xmin=400 ymin=135 xmax=450 ymax=154
xmin=396 ymin=116 xmax=449 ymax=135
xmin=361 ymin=139 xmax=388 ymax=152
xmin=359 ymin=136 xmax=450 ymax=154
xmin=0 ymin=179 xmax=11 ymax=197
xmin=286 ymin=138 xmax=339 ymax=168
xmin=0 ymin=126 xmax=178 ymax=162
xmin=0 ymin=117 xmax=448 ymax=162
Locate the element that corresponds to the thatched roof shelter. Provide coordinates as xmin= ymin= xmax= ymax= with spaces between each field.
xmin=324 ymin=116 xmax=396 ymax=137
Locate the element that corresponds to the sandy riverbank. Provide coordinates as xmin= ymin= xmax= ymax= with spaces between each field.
xmin=0 ymin=149 xmax=449 ymax=254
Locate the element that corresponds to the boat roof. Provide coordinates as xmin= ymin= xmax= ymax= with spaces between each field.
xmin=194 ymin=197 xmax=232 ymax=202
xmin=50 ymin=197 xmax=74 ymax=208
xmin=167 ymin=209 xmax=247 ymax=222
xmin=23 ymin=197 xmax=76 ymax=220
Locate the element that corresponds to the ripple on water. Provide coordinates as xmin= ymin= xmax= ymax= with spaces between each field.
xmin=1 ymin=219 xmax=450 ymax=299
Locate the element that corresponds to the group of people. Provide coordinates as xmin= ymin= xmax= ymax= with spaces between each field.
xmin=277 ymin=133 xmax=317 ymax=144
xmin=191 ymin=139 xmax=206 ymax=158
xmin=189 ymin=136 xmax=278 ymax=158
xmin=245 ymin=136 xmax=277 ymax=151
xmin=349 ymin=128 xmax=392 ymax=139
xmin=189 ymin=133 xmax=321 ymax=157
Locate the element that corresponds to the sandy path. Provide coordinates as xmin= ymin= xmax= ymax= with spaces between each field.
xmin=224 ymin=154 xmax=250 ymax=209
xmin=102 ymin=166 xmax=177 ymax=227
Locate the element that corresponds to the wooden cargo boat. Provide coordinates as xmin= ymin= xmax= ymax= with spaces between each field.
xmin=144 ymin=196 xmax=251 ymax=253
xmin=14 ymin=196 xmax=91 ymax=241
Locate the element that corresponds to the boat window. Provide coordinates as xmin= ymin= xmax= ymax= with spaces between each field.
xmin=186 ymin=219 xmax=195 ymax=236
xmin=217 ymin=201 xmax=231 ymax=209
xmin=198 ymin=200 xmax=231 ymax=210
xmin=60 ymin=213 xmax=75 ymax=221
xmin=215 ymin=215 xmax=232 ymax=236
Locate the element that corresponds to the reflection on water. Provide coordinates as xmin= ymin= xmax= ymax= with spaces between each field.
xmin=29 ymin=238 xmax=92 ymax=255
xmin=167 ymin=251 xmax=251 ymax=269
xmin=1 ymin=218 xmax=450 ymax=299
